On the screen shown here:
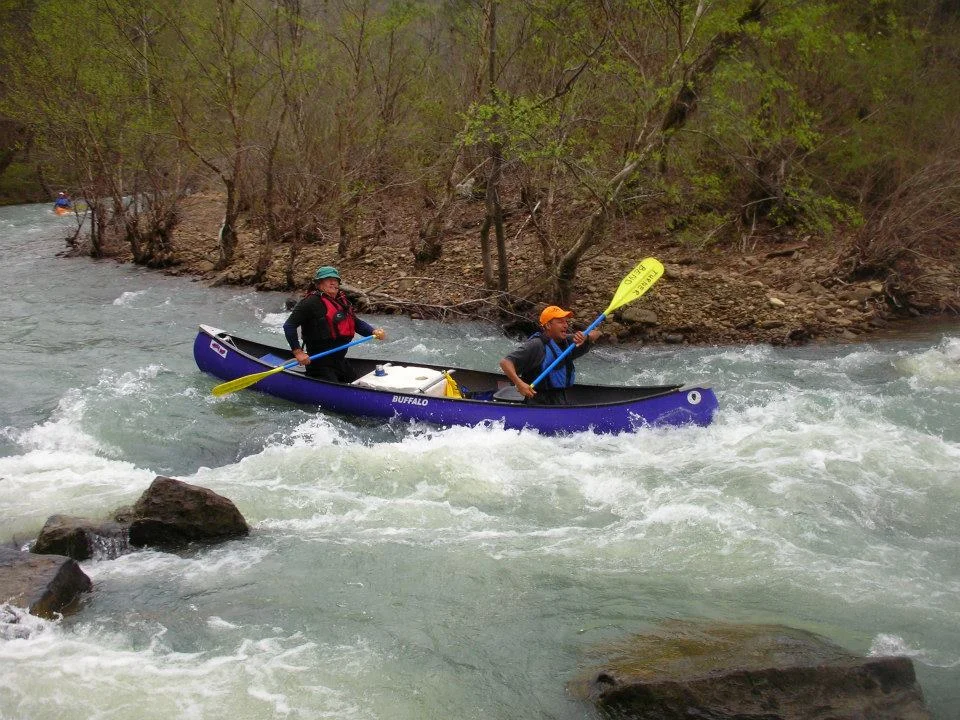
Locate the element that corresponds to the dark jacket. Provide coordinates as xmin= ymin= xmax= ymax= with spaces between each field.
xmin=283 ymin=291 xmax=374 ymax=364
xmin=502 ymin=333 xmax=593 ymax=405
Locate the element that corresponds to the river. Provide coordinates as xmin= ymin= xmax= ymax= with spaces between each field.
xmin=1 ymin=202 xmax=959 ymax=719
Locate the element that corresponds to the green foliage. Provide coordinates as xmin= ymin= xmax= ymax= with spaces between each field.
xmin=1 ymin=0 xmax=955 ymax=257
xmin=0 ymin=161 xmax=44 ymax=203
xmin=671 ymin=211 xmax=737 ymax=249
xmin=458 ymin=90 xmax=564 ymax=161
xmin=643 ymin=0 xmax=954 ymax=240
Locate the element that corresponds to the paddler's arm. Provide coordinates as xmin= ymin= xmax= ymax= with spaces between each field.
xmin=498 ymin=358 xmax=536 ymax=399
xmin=284 ymin=305 xmax=310 ymax=366
xmin=355 ymin=317 xmax=387 ymax=341
xmin=284 ymin=323 xmax=310 ymax=366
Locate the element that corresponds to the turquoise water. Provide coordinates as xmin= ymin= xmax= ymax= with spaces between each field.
xmin=1 ymin=202 xmax=959 ymax=718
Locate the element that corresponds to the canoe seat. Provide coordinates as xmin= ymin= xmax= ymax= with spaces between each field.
xmin=260 ymin=353 xmax=290 ymax=367
xmin=260 ymin=352 xmax=304 ymax=372
xmin=492 ymin=385 xmax=523 ymax=403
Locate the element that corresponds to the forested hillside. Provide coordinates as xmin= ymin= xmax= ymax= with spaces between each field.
xmin=2 ymin=0 xmax=958 ymax=319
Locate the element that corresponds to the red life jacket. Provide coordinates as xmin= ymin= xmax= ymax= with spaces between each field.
xmin=317 ymin=291 xmax=357 ymax=340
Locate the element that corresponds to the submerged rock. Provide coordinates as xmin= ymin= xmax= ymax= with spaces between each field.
xmin=0 ymin=547 xmax=92 ymax=619
xmin=128 ymin=476 xmax=249 ymax=550
xmin=570 ymin=621 xmax=930 ymax=719
xmin=32 ymin=514 xmax=130 ymax=561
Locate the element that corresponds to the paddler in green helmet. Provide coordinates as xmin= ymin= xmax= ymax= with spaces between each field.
xmin=283 ymin=266 xmax=386 ymax=382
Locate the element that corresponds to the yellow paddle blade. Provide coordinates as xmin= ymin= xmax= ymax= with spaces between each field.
xmin=603 ymin=257 xmax=664 ymax=315
xmin=211 ymin=364 xmax=286 ymax=397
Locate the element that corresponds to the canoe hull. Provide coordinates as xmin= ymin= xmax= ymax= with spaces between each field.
xmin=193 ymin=325 xmax=718 ymax=434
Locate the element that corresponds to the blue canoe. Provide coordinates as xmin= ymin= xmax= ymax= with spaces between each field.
xmin=193 ymin=325 xmax=718 ymax=434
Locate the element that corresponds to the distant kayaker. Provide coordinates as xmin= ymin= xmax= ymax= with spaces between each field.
xmin=499 ymin=305 xmax=601 ymax=405
xmin=53 ymin=192 xmax=72 ymax=210
xmin=283 ymin=266 xmax=386 ymax=382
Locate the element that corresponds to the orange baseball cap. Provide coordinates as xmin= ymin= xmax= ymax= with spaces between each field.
xmin=539 ymin=305 xmax=573 ymax=325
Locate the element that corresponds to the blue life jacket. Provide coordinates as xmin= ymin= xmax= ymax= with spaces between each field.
xmin=532 ymin=332 xmax=576 ymax=389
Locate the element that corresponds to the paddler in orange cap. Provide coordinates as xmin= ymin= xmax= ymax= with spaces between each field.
xmin=498 ymin=305 xmax=600 ymax=405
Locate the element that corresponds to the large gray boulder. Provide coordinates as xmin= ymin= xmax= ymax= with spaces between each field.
xmin=0 ymin=547 xmax=92 ymax=619
xmin=570 ymin=621 xmax=930 ymax=719
xmin=128 ymin=476 xmax=249 ymax=550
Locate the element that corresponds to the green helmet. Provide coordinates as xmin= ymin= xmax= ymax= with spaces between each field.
xmin=313 ymin=266 xmax=341 ymax=281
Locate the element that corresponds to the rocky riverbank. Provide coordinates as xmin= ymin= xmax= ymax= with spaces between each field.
xmin=76 ymin=191 xmax=959 ymax=345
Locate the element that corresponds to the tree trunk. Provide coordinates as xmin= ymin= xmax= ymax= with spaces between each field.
xmin=89 ymin=201 xmax=105 ymax=258
xmin=126 ymin=225 xmax=146 ymax=264
xmin=254 ymin=228 xmax=274 ymax=283
xmin=523 ymin=179 xmax=559 ymax=269
xmin=284 ymin=229 xmax=304 ymax=290
xmin=479 ymin=215 xmax=494 ymax=289
xmin=337 ymin=189 xmax=363 ymax=258
xmin=217 ymin=179 xmax=239 ymax=269
xmin=555 ymin=204 xmax=608 ymax=304
xmin=254 ymin=117 xmax=286 ymax=284
xmin=411 ymin=150 xmax=466 ymax=265
xmin=481 ymin=0 xmax=508 ymax=292
xmin=145 ymin=208 xmax=177 ymax=266
xmin=484 ymin=143 xmax=507 ymax=291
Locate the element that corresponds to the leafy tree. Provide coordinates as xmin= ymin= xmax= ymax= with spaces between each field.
xmin=143 ymin=0 xmax=273 ymax=269
xmin=3 ymin=0 xmax=955 ymax=314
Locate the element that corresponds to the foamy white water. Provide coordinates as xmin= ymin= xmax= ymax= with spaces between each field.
xmin=1 ymin=202 xmax=959 ymax=718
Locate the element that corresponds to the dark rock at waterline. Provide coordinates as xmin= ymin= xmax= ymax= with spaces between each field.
xmin=501 ymin=317 xmax=538 ymax=340
xmin=27 ymin=480 xmax=247 ymax=560
xmin=32 ymin=514 xmax=130 ymax=561
xmin=2 ymin=479 xmax=246 ymax=622
xmin=570 ymin=621 xmax=930 ymax=719
xmin=0 ymin=547 xmax=92 ymax=619
xmin=128 ymin=476 xmax=249 ymax=550
xmin=113 ymin=505 xmax=136 ymax=524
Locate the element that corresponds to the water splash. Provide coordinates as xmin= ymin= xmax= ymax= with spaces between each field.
xmin=0 ymin=615 xmax=374 ymax=719
xmin=0 ymin=603 xmax=54 ymax=640
xmin=870 ymin=633 xmax=960 ymax=669
xmin=897 ymin=336 xmax=960 ymax=389
xmin=112 ymin=290 xmax=147 ymax=306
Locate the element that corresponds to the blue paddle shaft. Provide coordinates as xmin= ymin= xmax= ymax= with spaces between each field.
xmin=284 ymin=334 xmax=375 ymax=369
xmin=530 ymin=312 xmax=606 ymax=388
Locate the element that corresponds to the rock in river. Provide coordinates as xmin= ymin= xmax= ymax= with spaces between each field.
xmin=569 ymin=621 xmax=930 ymax=719
xmin=128 ymin=475 xmax=249 ymax=550
xmin=0 ymin=547 xmax=92 ymax=620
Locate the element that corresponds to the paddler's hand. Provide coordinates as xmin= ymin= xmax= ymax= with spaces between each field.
xmin=373 ymin=328 xmax=386 ymax=341
xmin=572 ymin=329 xmax=601 ymax=346
xmin=293 ymin=348 xmax=310 ymax=366
xmin=515 ymin=380 xmax=536 ymax=399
